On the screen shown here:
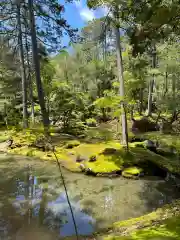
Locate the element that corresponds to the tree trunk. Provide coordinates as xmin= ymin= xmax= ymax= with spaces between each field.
xmin=24 ymin=8 xmax=35 ymax=125
xmin=28 ymin=0 xmax=49 ymax=133
xmin=139 ymin=88 xmax=143 ymax=115
xmin=16 ymin=2 xmax=28 ymax=128
xmin=147 ymin=78 xmax=154 ymax=116
xmin=25 ymin=40 xmax=35 ymax=125
xmin=147 ymin=44 xmax=156 ymax=116
xmin=114 ymin=8 xmax=128 ymax=148
xmin=171 ymin=75 xmax=176 ymax=123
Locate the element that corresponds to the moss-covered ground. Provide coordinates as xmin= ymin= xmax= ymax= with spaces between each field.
xmin=102 ymin=200 xmax=180 ymax=240
xmin=1 ymin=129 xmax=180 ymax=176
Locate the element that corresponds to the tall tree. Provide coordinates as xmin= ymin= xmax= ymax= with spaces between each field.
xmin=16 ymin=0 xmax=28 ymax=128
xmin=87 ymin=0 xmax=128 ymax=146
xmin=113 ymin=6 xmax=128 ymax=146
xmin=28 ymin=0 xmax=49 ymax=132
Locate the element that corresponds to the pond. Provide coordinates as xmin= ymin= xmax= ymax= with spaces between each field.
xmin=0 ymin=152 xmax=180 ymax=240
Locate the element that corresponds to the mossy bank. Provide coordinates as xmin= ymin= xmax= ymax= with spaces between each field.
xmin=101 ymin=199 xmax=180 ymax=240
xmin=1 ymin=129 xmax=180 ymax=179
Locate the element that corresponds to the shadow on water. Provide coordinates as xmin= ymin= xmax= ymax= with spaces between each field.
xmin=1 ymin=153 xmax=180 ymax=240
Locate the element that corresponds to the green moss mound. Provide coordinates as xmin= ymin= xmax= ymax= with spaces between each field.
xmin=122 ymin=167 xmax=143 ymax=178
xmin=65 ymin=140 xmax=81 ymax=149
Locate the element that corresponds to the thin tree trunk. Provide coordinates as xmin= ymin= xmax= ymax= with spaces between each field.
xmin=28 ymin=0 xmax=49 ymax=133
xmin=139 ymin=88 xmax=143 ymax=115
xmin=164 ymin=68 xmax=168 ymax=95
xmin=171 ymin=75 xmax=176 ymax=123
xmin=16 ymin=2 xmax=28 ymax=128
xmin=24 ymin=8 xmax=35 ymax=125
xmin=26 ymin=46 xmax=35 ymax=125
xmin=4 ymin=102 xmax=8 ymax=129
xmin=147 ymin=44 xmax=156 ymax=116
xmin=147 ymin=78 xmax=154 ymax=116
xmin=114 ymin=8 xmax=128 ymax=148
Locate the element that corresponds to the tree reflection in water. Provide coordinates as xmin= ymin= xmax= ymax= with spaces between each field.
xmin=1 ymin=165 xmax=95 ymax=239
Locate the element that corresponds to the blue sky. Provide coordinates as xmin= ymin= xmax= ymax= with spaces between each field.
xmin=61 ymin=0 xmax=108 ymax=47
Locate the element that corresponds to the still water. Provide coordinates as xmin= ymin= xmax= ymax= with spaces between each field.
xmin=0 ymin=152 xmax=180 ymax=240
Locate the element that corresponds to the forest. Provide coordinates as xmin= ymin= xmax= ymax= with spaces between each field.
xmin=1 ymin=0 xmax=180 ymax=239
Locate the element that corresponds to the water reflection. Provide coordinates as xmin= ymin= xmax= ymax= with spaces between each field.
xmin=1 ymin=154 xmax=180 ymax=239
xmin=1 ymin=165 xmax=95 ymax=240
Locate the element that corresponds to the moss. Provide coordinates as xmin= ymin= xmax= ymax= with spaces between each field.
xmin=130 ymin=142 xmax=145 ymax=148
xmin=65 ymin=140 xmax=81 ymax=149
xmin=74 ymin=141 xmax=123 ymax=173
xmin=103 ymin=200 xmax=180 ymax=240
xmin=0 ymin=135 xmax=9 ymax=143
xmin=3 ymin=129 xmax=180 ymax=176
xmin=86 ymin=159 xmax=122 ymax=173
xmin=113 ymin=199 xmax=180 ymax=230
xmin=122 ymin=167 xmax=143 ymax=178
xmin=105 ymin=215 xmax=180 ymax=240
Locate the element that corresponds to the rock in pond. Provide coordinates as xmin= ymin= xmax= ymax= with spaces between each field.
xmin=79 ymin=164 xmax=97 ymax=176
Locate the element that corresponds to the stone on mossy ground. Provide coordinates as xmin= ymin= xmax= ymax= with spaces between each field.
xmin=76 ymin=154 xmax=87 ymax=162
xmin=89 ymin=154 xmax=97 ymax=162
xmin=122 ymin=167 xmax=143 ymax=178
xmin=65 ymin=140 xmax=81 ymax=149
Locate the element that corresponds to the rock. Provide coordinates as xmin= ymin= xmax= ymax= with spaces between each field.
xmin=89 ymin=155 xmax=97 ymax=162
xmin=0 ymin=139 xmax=13 ymax=151
xmin=85 ymin=168 xmax=97 ymax=176
xmin=76 ymin=155 xmax=86 ymax=163
xmin=6 ymin=139 xmax=13 ymax=147
xmin=79 ymin=164 xmax=97 ymax=176
xmin=79 ymin=163 xmax=86 ymax=172
xmin=131 ymin=117 xmax=158 ymax=134
xmin=96 ymin=172 xmax=119 ymax=178
xmin=144 ymin=140 xmax=157 ymax=153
